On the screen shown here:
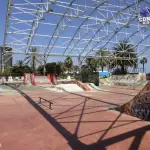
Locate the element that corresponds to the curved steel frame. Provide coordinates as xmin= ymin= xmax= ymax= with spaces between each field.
xmin=3 ymin=0 xmax=150 ymax=70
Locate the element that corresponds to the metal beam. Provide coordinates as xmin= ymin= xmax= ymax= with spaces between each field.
xmin=2 ymin=0 xmax=12 ymax=72
xmin=5 ymin=51 xmax=138 ymax=60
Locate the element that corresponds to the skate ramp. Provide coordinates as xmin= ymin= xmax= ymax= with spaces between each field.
xmin=32 ymin=74 xmax=52 ymax=86
xmin=56 ymin=84 xmax=84 ymax=92
xmin=68 ymin=81 xmax=91 ymax=91
xmin=84 ymin=83 xmax=96 ymax=91
xmin=84 ymin=83 xmax=102 ymax=91
xmin=24 ymin=73 xmax=52 ymax=86
xmin=44 ymin=86 xmax=64 ymax=92
xmin=88 ymin=83 xmax=102 ymax=91
xmin=115 ymin=82 xmax=150 ymax=120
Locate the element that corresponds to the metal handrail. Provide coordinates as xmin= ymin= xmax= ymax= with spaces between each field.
xmin=38 ymin=97 xmax=53 ymax=110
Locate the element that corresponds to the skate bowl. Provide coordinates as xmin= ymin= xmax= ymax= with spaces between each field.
xmin=115 ymin=82 xmax=150 ymax=121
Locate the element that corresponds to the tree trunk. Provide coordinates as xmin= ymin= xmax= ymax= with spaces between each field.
xmin=143 ymin=63 xmax=145 ymax=73
xmin=32 ymin=59 xmax=34 ymax=70
xmin=101 ymin=66 xmax=104 ymax=72
xmin=32 ymin=57 xmax=35 ymax=71
xmin=121 ymin=65 xmax=125 ymax=72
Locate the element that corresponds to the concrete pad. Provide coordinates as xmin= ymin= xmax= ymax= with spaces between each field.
xmin=0 ymin=86 xmax=150 ymax=150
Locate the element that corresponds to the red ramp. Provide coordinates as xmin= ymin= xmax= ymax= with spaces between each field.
xmin=68 ymin=81 xmax=90 ymax=91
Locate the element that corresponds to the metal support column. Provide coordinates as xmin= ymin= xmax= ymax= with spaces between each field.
xmin=43 ymin=55 xmax=46 ymax=75
xmin=2 ymin=0 xmax=12 ymax=72
xmin=78 ymin=56 xmax=82 ymax=81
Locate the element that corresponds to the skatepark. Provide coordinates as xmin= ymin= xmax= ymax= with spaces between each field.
xmin=0 ymin=72 xmax=150 ymax=149
xmin=1 ymin=0 xmax=150 ymax=150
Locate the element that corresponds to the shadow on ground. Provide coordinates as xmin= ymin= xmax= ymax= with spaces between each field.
xmin=8 ymin=85 xmax=150 ymax=150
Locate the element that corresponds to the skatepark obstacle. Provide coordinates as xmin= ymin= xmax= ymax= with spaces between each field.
xmin=115 ymin=82 xmax=150 ymax=121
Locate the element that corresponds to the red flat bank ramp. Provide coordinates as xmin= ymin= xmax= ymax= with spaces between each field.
xmin=116 ymin=82 xmax=150 ymax=120
xmin=68 ymin=81 xmax=90 ymax=91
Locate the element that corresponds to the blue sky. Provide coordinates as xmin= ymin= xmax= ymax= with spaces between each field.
xmin=0 ymin=0 xmax=150 ymax=72
xmin=0 ymin=1 xmax=7 ymax=47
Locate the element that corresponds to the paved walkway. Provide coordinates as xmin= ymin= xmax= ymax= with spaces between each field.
xmin=0 ymin=87 xmax=150 ymax=150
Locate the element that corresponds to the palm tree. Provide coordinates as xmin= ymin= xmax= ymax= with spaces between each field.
xmin=73 ymin=65 xmax=80 ymax=73
xmin=85 ymin=57 xmax=97 ymax=73
xmin=140 ymin=57 xmax=147 ymax=72
xmin=112 ymin=40 xmax=137 ymax=72
xmin=57 ymin=61 xmax=66 ymax=75
xmin=16 ymin=60 xmax=24 ymax=67
xmin=96 ymin=49 xmax=109 ymax=72
xmin=4 ymin=66 xmax=12 ymax=76
xmin=24 ymin=47 xmax=42 ymax=70
xmin=64 ymin=56 xmax=73 ymax=74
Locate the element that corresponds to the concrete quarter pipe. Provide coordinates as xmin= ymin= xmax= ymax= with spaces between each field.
xmin=115 ymin=82 xmax=150 ymax=121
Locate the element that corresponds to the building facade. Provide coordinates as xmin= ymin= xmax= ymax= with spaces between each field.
xmin=0 ymin=47 xmax=13 ymax=71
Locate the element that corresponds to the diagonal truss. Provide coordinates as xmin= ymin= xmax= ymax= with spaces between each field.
xmin=3 ymin=0 xmax=150 ymax=68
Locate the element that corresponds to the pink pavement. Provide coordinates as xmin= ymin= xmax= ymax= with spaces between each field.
xmin=0 ymin=87 xmax=150 ymax=150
